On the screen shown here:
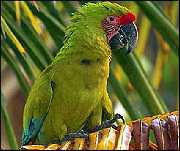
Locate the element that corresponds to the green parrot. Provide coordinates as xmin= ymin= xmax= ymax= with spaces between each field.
xmin=22 ymin=2 xmax=138 ymax=145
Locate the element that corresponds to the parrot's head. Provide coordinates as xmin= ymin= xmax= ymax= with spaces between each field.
xmin=102 ymin=12 xmax=138 ymax=54
xmin=72 ymin=2 xmax=138 ymax=54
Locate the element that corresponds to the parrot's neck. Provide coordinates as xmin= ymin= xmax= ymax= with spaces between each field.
xmin=54 ymin=21 xmax=112 ymax=62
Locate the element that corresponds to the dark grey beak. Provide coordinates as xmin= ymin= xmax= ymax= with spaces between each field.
xmin=109 ymin=23 xmax=138 ymax=54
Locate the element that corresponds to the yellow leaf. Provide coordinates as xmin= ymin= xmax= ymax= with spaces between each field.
xmin=15 ymin=1 xmax=21 ymax=25
xmin=1 ymin=16 xmax=25 ymax=53
xmin=20 ymin=1 xmax=42 ymax=34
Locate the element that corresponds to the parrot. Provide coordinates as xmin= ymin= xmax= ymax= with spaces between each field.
xmin=21 ymin=1 xmax=138 ymax=146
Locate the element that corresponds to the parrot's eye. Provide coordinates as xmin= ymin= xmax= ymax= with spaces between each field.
xmin=107 ymin=16 xmax=115 ymax=22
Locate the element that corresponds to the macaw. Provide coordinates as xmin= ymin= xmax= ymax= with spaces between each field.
xmin=22 ymin=2 xmax=138 ymax=145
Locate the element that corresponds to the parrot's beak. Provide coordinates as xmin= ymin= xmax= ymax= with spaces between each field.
xmin=109 ymin=23 xmax=138 ymax=54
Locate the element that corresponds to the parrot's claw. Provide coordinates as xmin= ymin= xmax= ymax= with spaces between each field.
xmin=114 ymin=113 xmax=125 ymax=124
xmin=90 ymin=113 xmax=125 ymax=132
xmin=61 ymin=130 xmax=88 ymax=143
xmin=111 ymin=124 xmax=118 ymax=130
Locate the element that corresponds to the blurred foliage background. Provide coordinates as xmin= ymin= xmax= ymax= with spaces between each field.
xmin=1 ymin=1 xmax=179 ymax=149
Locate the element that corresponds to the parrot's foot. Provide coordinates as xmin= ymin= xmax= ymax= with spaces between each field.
xmin=61 ymin=130 xmax=88 ymax=143
xmin=90 ymin=113 xmax=125 ymax=132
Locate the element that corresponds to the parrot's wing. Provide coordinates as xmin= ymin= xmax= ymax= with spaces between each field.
xmin=102 ymin=92 xmax=113 ymax=114
xmin=102 ymin=92 xmax=113 ymax=121
xmin=22 ymin=66 xmax=55 ymax=145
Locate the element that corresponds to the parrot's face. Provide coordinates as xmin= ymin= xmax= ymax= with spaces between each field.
xmin=72 ymin=2 xmax=138 ymax=53
xmin=102 ymin=12 xmax=138 ymax=54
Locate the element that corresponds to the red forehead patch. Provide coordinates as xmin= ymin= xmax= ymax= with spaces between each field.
xmin=117 ymin=12 xmax=136 ymax=25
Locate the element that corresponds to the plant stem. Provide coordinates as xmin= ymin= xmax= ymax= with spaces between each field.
xmin=1 ymin=94 xmax=18 ymax=149
xmin=109 ymin=70 xmax=140 ymax=120
xmin=112 ymin=48 xmax=168 ymax=115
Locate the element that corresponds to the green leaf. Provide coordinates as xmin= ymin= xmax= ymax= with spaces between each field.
xmin=1 ymin=93 xmax=18 ymax=149
xmin=135 ymin=1 xmax=179 ymax=55
xmin=4 ymin=37 xmax=35 ymax=81
xmin=40 ymin=1 xmax=68 ymax=26
xmin=112 ymin=48 xmax=168 ymax=115
xmin=1 ymin=16 xmax=25 ymax=54
xmin=109 ymin=70 xmax=140 ymax=120
xmin=2 ymin=7 xmax=46 ymax=70
xmin=1 ymin=43 xmax=30 ymax=96
xmin=27 ymin=1 xmax=65 ymax=48
xmin=3 ymin=2 xmax=53 ymax=65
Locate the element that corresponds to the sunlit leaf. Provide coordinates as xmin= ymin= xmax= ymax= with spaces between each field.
xmin=15 ymin=1 xmax=21 ymax=25
xmin=20 ymin=1 xmax=42 ymax=34
xmin=1 ymin=16 xmax=25 ymax=54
